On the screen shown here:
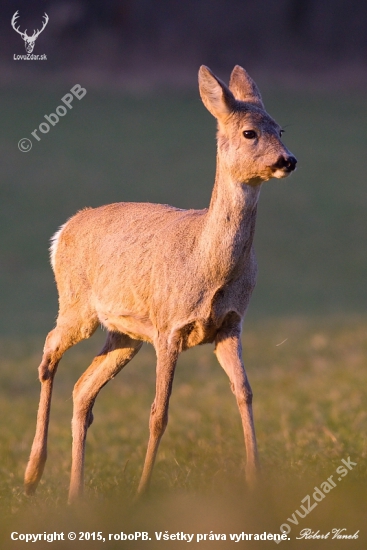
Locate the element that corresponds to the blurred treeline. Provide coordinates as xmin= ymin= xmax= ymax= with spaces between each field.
xmin=1 ymin=0 xmax=367 ymax=85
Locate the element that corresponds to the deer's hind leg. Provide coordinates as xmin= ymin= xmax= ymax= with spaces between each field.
xmin=24 ymin=312 xmax=99 ymax=495
xmin=68 ymin=331 xmax=143 ymax=503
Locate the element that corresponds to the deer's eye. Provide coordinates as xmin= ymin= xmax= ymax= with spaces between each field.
xmin=243 ymin=130 xmax=257 ymax=140
xmin=280 ymin=129 xmax=285 ymax=138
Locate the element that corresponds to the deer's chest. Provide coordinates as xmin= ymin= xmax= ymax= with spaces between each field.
xmin=179 ymin=264 xmax=257 ymax=350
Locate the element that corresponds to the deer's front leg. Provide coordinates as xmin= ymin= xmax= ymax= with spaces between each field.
xmin=137 ymin=341 xmax=178 ymax=496
xmin=215 ymin=327 xmax=259 ymax=485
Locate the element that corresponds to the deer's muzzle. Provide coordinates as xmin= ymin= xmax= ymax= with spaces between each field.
xmin=272 ymin=155 xmax=297 ymax=173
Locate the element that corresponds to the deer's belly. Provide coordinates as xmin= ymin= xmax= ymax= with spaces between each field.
xmin=98 ymin=311 xmax=155 ymax=344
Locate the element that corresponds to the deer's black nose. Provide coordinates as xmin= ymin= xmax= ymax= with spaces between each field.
xmin=274 ymin=155 xmax=297 ymax=172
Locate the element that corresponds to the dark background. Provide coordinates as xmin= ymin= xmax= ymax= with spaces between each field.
xmin=1 ymin=0 xmax=367 ymax=335
xmin=2 ymin=0 xmax=367 ymax=86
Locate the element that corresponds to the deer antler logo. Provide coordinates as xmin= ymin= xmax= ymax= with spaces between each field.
xmin=11 ymin=11 xmax=49 ymax=54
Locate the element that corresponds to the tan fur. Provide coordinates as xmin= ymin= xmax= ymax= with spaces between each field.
xmin=24 ymin=65 xmax=296 ymax=502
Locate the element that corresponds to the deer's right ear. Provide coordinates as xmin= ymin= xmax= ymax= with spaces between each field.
xmin=198 ymin=66 xmax=235 ymax=120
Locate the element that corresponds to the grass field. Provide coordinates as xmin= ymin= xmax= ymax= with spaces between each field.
xmin=0 ymin=317 xmax=366 ymax=547
xmin=0 ymin=83 xmax=366 ymax=546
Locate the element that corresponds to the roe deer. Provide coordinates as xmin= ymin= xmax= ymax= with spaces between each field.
xmin=24 ymin=65 xmax=297 ymax=503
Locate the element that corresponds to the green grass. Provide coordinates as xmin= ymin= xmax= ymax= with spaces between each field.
xmin=0 ymin=317 xmax=365 ymax=547
xmin=0 ymin=85 xmax=366 ymax=546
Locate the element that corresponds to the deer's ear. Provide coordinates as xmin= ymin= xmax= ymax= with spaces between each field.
xmin=198 ymin=66 xmax=236 ymax=120
xmin=229 ymin=65 xmax=264 ymax=108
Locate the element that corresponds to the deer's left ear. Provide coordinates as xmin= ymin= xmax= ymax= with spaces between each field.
xmin=229 ymin=65 xmax=264 ymax=108
xmin=199 ymin=65 xmax=236 ymax=121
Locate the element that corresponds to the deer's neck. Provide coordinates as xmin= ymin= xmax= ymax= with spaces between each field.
xmin=199 ymin=155 xmax=261 ymax=281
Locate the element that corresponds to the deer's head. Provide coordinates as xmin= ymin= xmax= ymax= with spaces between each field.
xmin=199 ymin=65 xmax=297 ymax=186
xmin=11 ymin=11 xmax=49 ymax=54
